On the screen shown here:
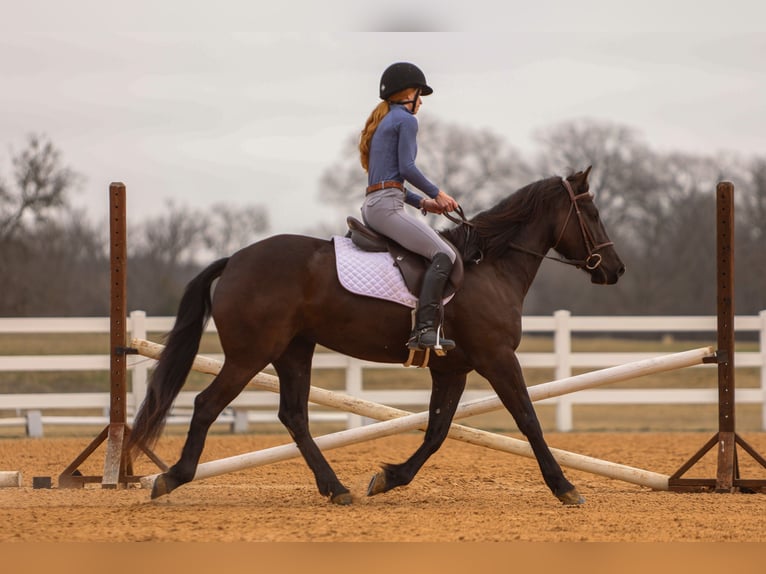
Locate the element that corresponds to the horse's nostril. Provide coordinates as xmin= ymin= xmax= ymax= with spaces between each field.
xmin=618 ymin=264 xmax=626 ymax=276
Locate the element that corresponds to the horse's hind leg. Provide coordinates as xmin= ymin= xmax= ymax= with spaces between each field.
xmin=273 ymin=337 xmax=352 ymax=505
xmin=367 ymin=369 xmax=467 ymax=496
xmin=151 ymin=360 xmax=260 ymax=499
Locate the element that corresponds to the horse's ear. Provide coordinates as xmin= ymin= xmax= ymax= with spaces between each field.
xmin=583 ymin=165 xmax=592 ymax=181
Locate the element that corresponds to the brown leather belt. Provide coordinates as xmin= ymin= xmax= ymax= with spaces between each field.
xmin=366 ymin=180 xmax=405 ymax=195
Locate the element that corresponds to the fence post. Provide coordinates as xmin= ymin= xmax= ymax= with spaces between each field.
xmin=129 ymin=310 xmax=148 ymax=419
xmin=345 ymin=358 xmax=364 ymax=428
xmin=554 ymin=310 xmax=573 ymax=431
xmin=26 ymin=410 xmax=43 ymax=438
xmin=760 ymin=310 xmax=766 ymax=431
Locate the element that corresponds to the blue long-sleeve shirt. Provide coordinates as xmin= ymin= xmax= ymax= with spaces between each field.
xmin=367 ymin=104 xmax=439 ymax=208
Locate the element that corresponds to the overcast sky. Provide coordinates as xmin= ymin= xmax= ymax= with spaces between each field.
xmin=2 ymin=1 xmax=765 ymax=234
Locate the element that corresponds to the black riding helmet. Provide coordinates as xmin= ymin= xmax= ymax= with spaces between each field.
xmin=379 ymin=62 xmax=433 ymax=100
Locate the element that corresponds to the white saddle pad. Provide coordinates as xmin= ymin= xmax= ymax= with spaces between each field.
xmin=333 ymin=236 xmax=418 ymax=307
xmin=333 ymin=236 xmax=453 ymax=309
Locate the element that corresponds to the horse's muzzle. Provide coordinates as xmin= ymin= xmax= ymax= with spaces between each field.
xmin=590 ymin=261 xmax=625 ymax=285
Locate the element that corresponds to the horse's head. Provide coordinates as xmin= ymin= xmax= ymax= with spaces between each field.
xmin=551 ymin=167 xmax=626 ymax=285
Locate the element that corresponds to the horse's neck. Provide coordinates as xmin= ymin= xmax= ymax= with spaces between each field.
xmin=497 ymin=250 xmax=545 ymax=298
xmin=498 ymin=224 xmax=553 ymax=296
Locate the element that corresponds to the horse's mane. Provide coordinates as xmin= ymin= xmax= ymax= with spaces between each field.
xmin=442 ymin=175 xmax=564 ymax=262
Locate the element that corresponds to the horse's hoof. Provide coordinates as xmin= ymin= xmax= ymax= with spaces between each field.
xmin=150 ymin=474 xmax=175 ymax=500
xmin=330 ymin=492 xmax=353 ymax=506
xmin=367 ymin=471 xmax=387 ymax=496
xmin=557 ymin=487 xmax=585 ymax=506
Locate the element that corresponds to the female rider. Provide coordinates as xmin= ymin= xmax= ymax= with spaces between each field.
xmin=359 ymin=62 xmax=459 ymax=352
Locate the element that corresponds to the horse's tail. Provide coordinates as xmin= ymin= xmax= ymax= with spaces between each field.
xmin=129 ymin=257 xmax=229 ymax=459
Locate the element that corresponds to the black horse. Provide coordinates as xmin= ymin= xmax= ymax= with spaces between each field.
xmin=130 ymin=166 xmax=625 ymax=506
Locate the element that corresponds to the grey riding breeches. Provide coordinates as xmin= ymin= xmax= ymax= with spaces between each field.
xmin=361 ymin=188 xmax=456 ymax=263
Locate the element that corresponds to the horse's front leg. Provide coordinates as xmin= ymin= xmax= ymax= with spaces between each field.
xmin=273 ymin=337 xmax=352 ymax=505
xmin=368 ymin=369 xmax=467 ymax=496
xmin=476 ymin=351 xmax=584 ymax=506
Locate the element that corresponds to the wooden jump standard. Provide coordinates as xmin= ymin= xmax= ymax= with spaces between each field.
xmin=134 ymin=339 xmax=713 ymax=492
xmin=667 ymin=181 xmax=766 ymax=492
xmin=58 ymin=183 xmax=167 ymax=489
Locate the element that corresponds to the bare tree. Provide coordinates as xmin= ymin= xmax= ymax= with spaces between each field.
xmin=735 ymin=157 xmax=766 ymax=314
xmin=131 ymin=201 xmax=205 ymax=266
xmin=318 ymin=133 xmax=368 ymax=214
xmin=0 ymin=135 xmax=99 ymax=316
xmin=0 ymin=134 xmax=79 ymax=241
xmin=128 ymin=200 xmax=270 ymax=314
xmin=0 ymin=134 xmax=275 ymax=316
xmin=199 ymin=202 xmax=269 ymax=258
xmin=739 ymin=157 xmax=766 ymax=243
xmin=534 ymin=118 xmax=661 ymax=231
xmin=128 ymin=202 xmax=203 ymax=314
xmin=0 ymin=209 xmax=109 ymax=316
xmin=414 ymin=117 xmax=533 ymax=213
xmin=131 ymin=200 xmax=270 ymax=263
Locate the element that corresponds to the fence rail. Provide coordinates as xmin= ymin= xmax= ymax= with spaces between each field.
xmin=1 ymin=310 xmax=764 ymax=436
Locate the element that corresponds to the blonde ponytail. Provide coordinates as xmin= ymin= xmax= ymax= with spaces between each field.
xmin=359 ymin=100 xmax=390 ymax=171
xmin=360 ymin=88 xmax=417 ymax=171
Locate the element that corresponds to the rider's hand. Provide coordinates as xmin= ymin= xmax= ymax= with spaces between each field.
xmin=420 ymin=198 xmax=444 ymax=214
xmin=434 ymin=190 xmax=458 ymax=213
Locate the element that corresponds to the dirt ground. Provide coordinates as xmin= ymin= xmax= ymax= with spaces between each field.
xmin=1 ymin=431 xmax=766 ymax=543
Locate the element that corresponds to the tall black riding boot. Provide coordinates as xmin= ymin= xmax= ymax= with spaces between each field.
xmin=407 ymin=252 xmax=456 ymax=352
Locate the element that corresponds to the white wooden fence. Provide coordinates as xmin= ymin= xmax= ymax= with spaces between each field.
xmin=1 ymin=310 xmax=764 ymax=436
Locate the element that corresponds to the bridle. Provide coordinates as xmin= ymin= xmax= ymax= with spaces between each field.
xmin=443 ymin=178 xmax=613 ymax=271
xmin=549 ymin=178 xmax=614 ymax=270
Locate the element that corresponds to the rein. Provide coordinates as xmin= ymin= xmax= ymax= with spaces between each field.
xmin=445 ymin=178 xmax=613 ymax=271
xmin=442 ymin=206 xmax=483 ymax=263
xmin=442 ymin=205 xmax=472 ymax=227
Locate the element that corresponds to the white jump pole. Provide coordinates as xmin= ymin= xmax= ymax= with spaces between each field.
xmin=133 ymin=339 xmax=712 ymax=490
xmin=0 ymin=471 xmax=23 ymax=488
